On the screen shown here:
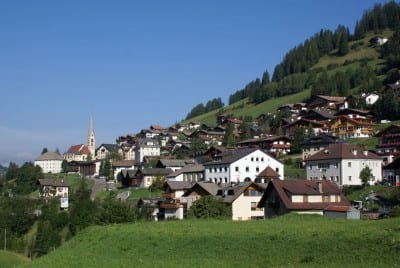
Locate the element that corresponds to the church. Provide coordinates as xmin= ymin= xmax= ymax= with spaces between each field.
xmin=64 ymin=116 xmax=96 ymax=162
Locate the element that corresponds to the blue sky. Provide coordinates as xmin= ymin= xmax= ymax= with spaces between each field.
xmin=0 ymin=0 xmax=388 ymax=165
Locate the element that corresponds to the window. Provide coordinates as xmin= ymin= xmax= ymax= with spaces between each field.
xmin=348 ymin=162 xmax=351 ymax=167
xmin=251 ymin=157 xmax=254 ymax=162
xmin=251 ymin=202 xmax=259 ymax=211
xmin=349 ymin=176 xmax=352 ymax=181
xmin=235 ymin=166 xmax=239 ymax=172
xmin=246 ymin=167 xmax=249 ymax=172
xmin=256 ymin=157 xmax=259 ymax=162
xmin=261 ymin=157 xmax=264 ymax=162
xmin=256 ymin=167 xmax=259 ymax=172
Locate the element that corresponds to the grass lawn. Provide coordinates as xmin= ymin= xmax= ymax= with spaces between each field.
xmin=22 ymin=214 xmax=400 ymax=268
xmin=0 ymin=250 xmax=29 ymax=267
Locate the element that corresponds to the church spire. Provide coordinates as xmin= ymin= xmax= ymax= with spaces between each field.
xmin=88 ymin=115 xmax=96 ymax=158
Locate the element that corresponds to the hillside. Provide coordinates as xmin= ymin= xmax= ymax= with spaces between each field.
xmin=23 ymin=214 xmax=400 ymax=267
xmin=184 ymin=30 xmax=391 ymax=126
xmin=0 ymin=250 xmax=28 ymax=267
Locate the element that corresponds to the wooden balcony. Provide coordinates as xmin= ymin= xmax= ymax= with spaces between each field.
xmin=162 ymin=192 xmax=176 ymax=199
xmin=161 ymin=201 xmax=183 ymax=209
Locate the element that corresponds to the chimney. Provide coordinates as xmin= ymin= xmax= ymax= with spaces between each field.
xmin=317 ymin=182 xmax=323 ymax=193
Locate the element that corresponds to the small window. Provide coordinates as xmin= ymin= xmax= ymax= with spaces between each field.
xmin=256 ymin=167 xmax=259 ymax=172
xmin=246 ymin=167 xmax=249 ymax=172
xmin=235 ymin=166 xmax=239 ymax=172
xmin=251 ymin=157 xmax=254 ymax=162
xmin=348 ymin=162 xmax=351 ymax=167
xmin=349 ymin=176 xmax=352 ymax=181
xmin=261 ymin=157 xmax=264 ymax=162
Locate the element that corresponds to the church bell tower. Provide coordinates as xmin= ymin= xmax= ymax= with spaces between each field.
xmin=88 ymin=115 xmax=96 ymax=159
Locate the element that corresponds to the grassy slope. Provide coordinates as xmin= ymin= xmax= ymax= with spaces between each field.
xmin=184 ymin=31 xmax=394 ymax=128
xmin=23 ymin=214 xmax=400 ymax=268
xmin=0 ymin=250 xmax=29 ymax=267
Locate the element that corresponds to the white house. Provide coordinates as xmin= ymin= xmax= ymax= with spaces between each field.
xmin=112 ymin=160 xmax=135 ymax=180
xmin=135 ymin=138 xmax=160 ymax=163
xmin=217 ymin=182 xmax=266 ymax=221
xmin=304 ymin=143 xmax=383 ymax=186
xmin=166 ymin=164 xmax=205 ymax=182
xmin=35 ymin=152 xmax=63 ymax=174
xmin=203 ymin=148 xmax=284 ymax=183
xmin=95 ymin=144 xmax=120 ymax=160
xmin=37 ymin=179 xmax=70 ymax=209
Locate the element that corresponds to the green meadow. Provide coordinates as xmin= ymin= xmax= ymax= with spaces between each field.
xmin=0 ymin=250 xmax=28 ymax=267
xmin=21 ymin=214 xmax=400 ymax=268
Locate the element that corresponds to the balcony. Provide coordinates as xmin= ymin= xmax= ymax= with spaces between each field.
xmin=161 ymin=200 xmax=184 ymax=209
xmin=162 ymin=192 xmax=176 ymax=199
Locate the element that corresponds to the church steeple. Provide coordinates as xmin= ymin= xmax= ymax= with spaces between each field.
xmin=88 ymin=115 xmax=96 ymax=158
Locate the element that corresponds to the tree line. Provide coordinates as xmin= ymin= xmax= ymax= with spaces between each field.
xmin=187 ymin=2 xmax=400 ymax=119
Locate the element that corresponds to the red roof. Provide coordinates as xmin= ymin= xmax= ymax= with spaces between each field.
xmin=67 ymin=144 xmax=90 ymax=155
xmin=305 ymin=143 xmax=381 ymax=161
xmin=262 ymin=179 xmax=350 ymax=211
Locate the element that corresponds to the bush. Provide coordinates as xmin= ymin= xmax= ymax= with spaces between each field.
xmin=187 ymin=196 xmax=231 ymax=219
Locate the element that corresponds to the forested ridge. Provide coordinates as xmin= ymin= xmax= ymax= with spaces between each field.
xmin=185 ymin=1 xmax=400 ymax=121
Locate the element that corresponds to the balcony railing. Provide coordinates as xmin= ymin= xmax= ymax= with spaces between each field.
xmin=162 ymin=192 xmax=176 ymax=199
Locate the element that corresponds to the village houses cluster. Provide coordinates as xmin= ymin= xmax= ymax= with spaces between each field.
xmin=34 ymin=89 xmax=400 ymax=221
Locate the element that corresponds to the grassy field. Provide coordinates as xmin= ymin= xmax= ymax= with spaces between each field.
xmin=22 ymin=214 xmax=400 ymax=268
xmin=0 ymin=250 xmax=29 ymax=267
xmin=183 ymin=89 xmax=311 ymax=126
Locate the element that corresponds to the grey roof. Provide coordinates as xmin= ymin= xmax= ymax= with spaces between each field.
xmin=203 ymin=148 xmax=258 ymax=166
xmin=184 ymin=181 xmax=221 ymax=196
xmin=158 ymin=158 xmax=196 ymax=168
xmin=301 ymin=133 xmax=343 ymax=147
xmin=165 ymin=181 xmax=194 ymax=191
xmin=167 ymin=164 xmax=205 ymax=178
xmin=216 ymin=182 xmax=267 ymax=203
xmin=36 ymin=152 xmax=63 ymax=161
xmin=141 ymin=168 xmax=173 ymax=176
xmin=96 ymin=144 xmax=119 ymax=152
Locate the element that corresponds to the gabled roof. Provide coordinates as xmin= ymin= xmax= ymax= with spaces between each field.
xmin=260 ymin=179 xmax=350 ymax=210
xmin=316 ymin=95 xmax=346 ymax=103
xmin=96 ymin=144 xmax=119 ymax=152
xmin=157 ymin=158 xmax=196 ymax=168
xmin=203 ymin=148 xmax=259 ymax=166
xmin=139 ymin=168 xmax=173 ymax=176
xmin=37 ymin=179 xmax=69 ymax=187
xmin=167 ymin=164 xmax=205 ymax=178
xmin=257 ymin=166 xmax=279 ymax=179
xmin=112 ymin=160 xmax=135 ymax=168
xmin=374 ymin=124 xmax=400 ymax=137
xmin=183 ymin=181 xmax=221 ymax=196
xmin=305 ymin=143 xmax=381 ymax=161
xmin=331 ymin=115 xmax=375 ymax=126
xmin=217 ymin=182 xmax=267 ymax=203
xmin=301 ymin=133 xmax=343 ymax=147
xmin=66 ymin=144 xmax=90 ymax=154
xmin=165 ymin=181 xmax=193 ymax=191
xmin=36 ymin=152 xmax=63 ymax=161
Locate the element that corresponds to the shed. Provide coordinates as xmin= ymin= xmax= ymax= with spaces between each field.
xmin=324 ymin=205 xmax=360 ymax=220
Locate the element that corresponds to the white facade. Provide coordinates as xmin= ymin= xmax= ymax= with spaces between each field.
xmin=135 ymin=139 xmax=160 ymax=163
xmin=35 ymin=152 xmax=63 ymax=174
xmin=365 ymin=93 xmax=379 ymax=105
xmin=205 ymin=149 xmax=284 ymax=183
xmin=306 ymin=158 xmax=382 ymax=186
xmin=231 ymin=194 xmax=264 ymax=221
xmin=35 ymin=159 xmax=62 ymax=174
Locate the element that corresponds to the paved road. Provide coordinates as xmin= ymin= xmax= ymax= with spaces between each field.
xmin=88 ymin=178 xmax=106 ymax=200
